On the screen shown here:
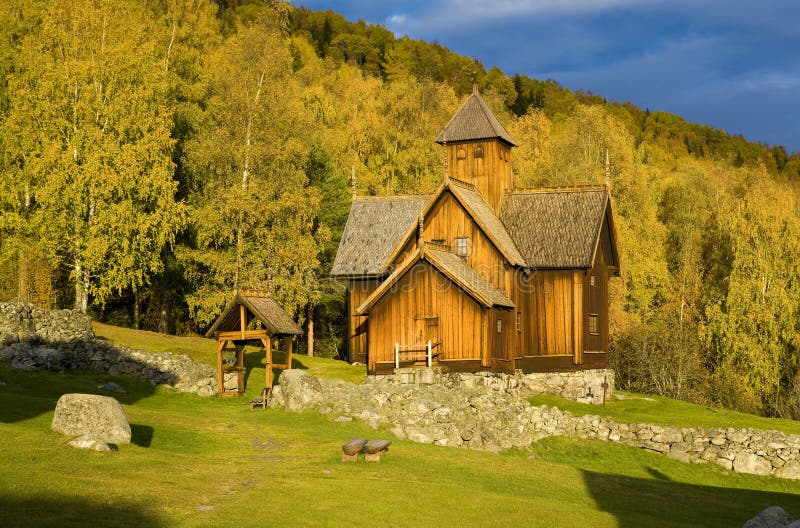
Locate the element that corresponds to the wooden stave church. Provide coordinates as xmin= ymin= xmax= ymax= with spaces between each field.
xmin=331 ymin=88 xmax=620 ymax=376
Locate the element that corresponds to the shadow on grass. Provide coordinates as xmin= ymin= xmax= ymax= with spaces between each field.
xmin=131 ymin=424 xmax=154 ymax=447
xmin=242 ymin=346 xmax=307 ymax=394
xmin=0 ymin=494 xmax=165 ymax=528
xmin=582 ymin=468 xmax=800 ymax=527
xmin=0 ymin=354 xmax=157 ymax=424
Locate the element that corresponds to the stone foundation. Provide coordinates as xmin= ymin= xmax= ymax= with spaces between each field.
xmin=374 ymin=367 xmax=614 ymax=404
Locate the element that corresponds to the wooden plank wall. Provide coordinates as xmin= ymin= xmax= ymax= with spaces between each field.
xmin=446 ymin=140 xmax=512 ymax=213
xmin=348 ymin=278 xmax=380 ymax=363
xmin=584 ymin=245 xmax=609 ymax=353
xmin=423 ymin=192 xmax=508 ymax=291
xmin=513 ymin=270 xmax=579 ymax=358
xmin=367 ymin=262 xmax=484 ymax=371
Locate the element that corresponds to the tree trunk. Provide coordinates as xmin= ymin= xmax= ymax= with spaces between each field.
xmin=17 ymin=248 xmax=29 ymax=304
xmin=74 ymin=261 xmax=89 ymax=313
xmin=307 ymin=305 xmax=314 ymax=357
xmin=133 ymin=287 xmax=140 ymax=329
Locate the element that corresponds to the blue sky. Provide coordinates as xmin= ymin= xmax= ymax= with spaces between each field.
xmin=295 ymin=1 xmax=800 ymax=154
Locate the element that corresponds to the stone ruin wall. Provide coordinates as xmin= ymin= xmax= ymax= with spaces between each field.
xmin=0 ymin=303 xmax=216 ymax=396
xmin=275 ymin=368 xmax=800 ymax=481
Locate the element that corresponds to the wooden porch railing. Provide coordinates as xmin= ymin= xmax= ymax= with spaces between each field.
xmin=394 ymin=341 xmax=441 ymax=368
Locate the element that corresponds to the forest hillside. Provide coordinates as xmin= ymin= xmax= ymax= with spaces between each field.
xmin=2 ymin=0 xmax=799 ymax=417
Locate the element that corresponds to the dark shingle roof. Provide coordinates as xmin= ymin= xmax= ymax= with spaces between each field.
xmin=331 ymin=195 xmax=429 ymax=276
xmin=426 ymin=249 xmax=514 ymax=308
xmin=501 ymin=187 xmax=609 ymax=269
xmin=244 ymin=295 xmax=303 ymax=335
xmin=205 ymin=291 xmax=302 ymax=337
xmin=450 ymin=182 xmax=525 ymax=266
xmin=435 ymin=91 xmax=517 ymax=146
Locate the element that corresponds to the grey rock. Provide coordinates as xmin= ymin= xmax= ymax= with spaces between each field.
xmin=742 ymin=506 xmax=795 ymax=528
xmin=68 ymin=434 xmax=112 ymax=452
xmin=279 ymin=370 xmax=323 ymax=412
xmin=775 ymin=464 xmax=800 ymax=480
xmin=733 ymin=452 xmax=772 ymax=476
xmin=653 ymin=430 xmax=683 ymax=444
xmin=667 ymin=447 xmax=692 ymax=464
xmin=98 ymin=382 xmax=127 ymax=394
xmin=268 ymin=385 xmax=285 ymax=409
xmin=51 ymin=393 xmax=131 ymax=444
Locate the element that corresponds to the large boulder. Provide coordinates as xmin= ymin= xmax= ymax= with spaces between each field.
xmin=51 ymin=393 xmax=131 ymax=445
xmin=743 ymin=506 xmax=795 ymax=528
xmin=279 ymin=370 xmax=323 ymax=412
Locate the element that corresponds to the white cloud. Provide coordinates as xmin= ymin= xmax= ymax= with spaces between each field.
xmin=386 ymin=13 xmax=407 ymax=25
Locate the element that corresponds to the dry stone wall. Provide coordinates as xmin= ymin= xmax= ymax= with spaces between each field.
xmin=275 ymin=369 xmax=800 ymax=481
xmin=377 ymin=366 xmax=614 ymax=404
xmin=0 ymin=303 xmax=93 ymax=345
xmin=0 ymin=303 xmax=216 ymax=396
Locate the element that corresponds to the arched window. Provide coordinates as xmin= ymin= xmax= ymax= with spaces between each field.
xmin=456 ymin=148 xmax=466 ymax=160
xmin=473 ymin=146 xmax=484 ymax=158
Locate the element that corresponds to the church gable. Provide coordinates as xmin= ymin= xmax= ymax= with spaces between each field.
xmin=423 ymin=190 xmax=507 ymax=282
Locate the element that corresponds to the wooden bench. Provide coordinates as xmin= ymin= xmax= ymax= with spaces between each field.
xmin=341 ymin=438 xmax=368 ymax=462
xmin=249 ymin=387 xmax=271 ymax=410
xmin=363 ymin=439 xmax=391 ymax=462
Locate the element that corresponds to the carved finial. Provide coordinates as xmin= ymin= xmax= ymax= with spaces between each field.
xmin=351 ymin=165 xmax=357 ymax=199
xmin=472 ymin=83 xmax=479 ymax=95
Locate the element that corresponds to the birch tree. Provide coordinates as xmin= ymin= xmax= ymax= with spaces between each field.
xmin=182 ymin=12 xmax=326 ymax=326
xmin=3 ymin=0 xmax=185 ymax=312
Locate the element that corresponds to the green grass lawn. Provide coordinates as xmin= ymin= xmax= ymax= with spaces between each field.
xmin=2 ymin=364 xmax=800 ymax=528
xmin=529 ymin=392 xmax=800 ymax=435
xmin=2 ymin=325 xmax=800 ymax=526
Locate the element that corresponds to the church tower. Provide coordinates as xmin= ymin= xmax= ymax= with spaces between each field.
xmin=435 ymin=86 xmax=517 ymax=213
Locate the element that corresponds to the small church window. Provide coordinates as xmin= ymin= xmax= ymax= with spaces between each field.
xmin=516 ymin=312 xmax=522 ymax=333
xmin=455 ymin=237 xmax=469 ymax=258
xmin=589 ymin=314 xmax=599 ymax=335
xmin=590 ymin=275 xmax=596 ymax=287
xmin=496 ymin=319 xmax=503 ymax=333
xmin=456 ymin=148 xmax=466 ymax=160
xmin=473 ymin=146 xmax=484 ymax=158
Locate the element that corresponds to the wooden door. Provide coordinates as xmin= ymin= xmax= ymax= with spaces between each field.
xmin=493 ymin=312 xmax=505 ymax=360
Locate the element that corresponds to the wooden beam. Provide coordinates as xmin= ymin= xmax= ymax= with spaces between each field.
xmin=573 ymin=271 xmax=584 ymax=365
xmin=264 ymin=336 xmax=273 ymax=388
xmin=216 ymin=339 xmax=225 ymax=397
xmin=240 ymin=304 xmax=246 ymax=334
xmin=235 ymin=344 xmax=244 ymax=395
xmin=217 ymin=330 xmax=268 ymax=341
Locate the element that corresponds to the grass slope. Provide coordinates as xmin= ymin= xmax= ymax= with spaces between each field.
xmin=92 ymin=322 xmax=365 ymax=387
xmin=1 ymin=325 xmax=799 ymax=526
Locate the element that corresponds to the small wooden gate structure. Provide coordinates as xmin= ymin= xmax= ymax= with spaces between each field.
xmin=205 ymin=290 xmax=303 ymax=397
